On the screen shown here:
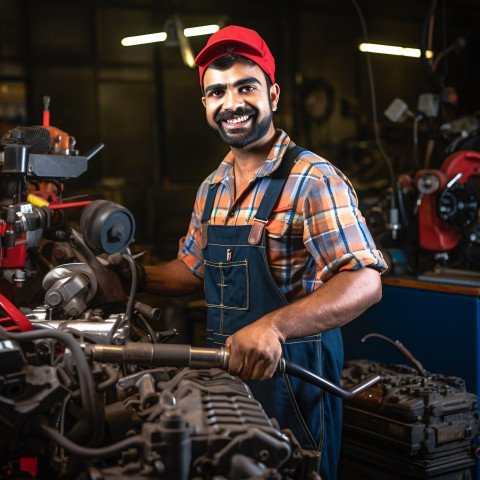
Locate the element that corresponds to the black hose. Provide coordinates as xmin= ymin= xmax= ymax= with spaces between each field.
xmin=97 ymin=364 xmax=120 ymax=392
xmin=350 ymin=0 xmax=397 ymax=214
xmin=34 ymin=418 xmax=142 ymax=459
xmin=361 ymin=332 xmax=429 ymax=376
xmin=122 ymin=249 xmax=137 ymax=320
xmin=1 ymin=326 xmax=103 ymax=444
xmin=135 ymin=312 xmax=159 ymax=344
xmin=106 ymin=249 xmax=137 ymax=344
xmin=420 ymin=0 xmax=439 ymax=92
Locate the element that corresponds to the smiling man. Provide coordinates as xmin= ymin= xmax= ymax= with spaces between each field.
xmin=141 ymin=25 xmax=386 ymax=478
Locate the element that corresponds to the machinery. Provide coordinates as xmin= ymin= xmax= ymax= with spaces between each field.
xmin=340 ymin=354 xmax=480 ymax=479
xmin=365 ymin=0 xmax=480 ymax=279
xmin=415 ymin=150 xmax=480 ymax=255
xmin=0 ymin=105 xmax=381 ymax=479
xmin=0 ymin=96 xmax=105 ymax=306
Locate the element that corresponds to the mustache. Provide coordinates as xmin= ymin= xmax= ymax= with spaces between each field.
xmin=215 ymin=107 xmax=257 ymax=123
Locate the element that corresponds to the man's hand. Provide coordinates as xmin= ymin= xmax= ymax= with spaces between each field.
xmin=107 ymin=252 xmax=145 ymax=295
xmin=225 ymin=318 xmax=284 ymax=381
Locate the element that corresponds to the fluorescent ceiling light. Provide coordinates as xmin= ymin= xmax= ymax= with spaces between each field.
xmin=184 ymin=25 xmax=220 ymax=37
xmin=359 ymin=43 xmax=433 ymax=58
xmin=121 ymin=24 xmax=219 ymax=47
xmin=122 ymin=32 xmax=167 ymax=46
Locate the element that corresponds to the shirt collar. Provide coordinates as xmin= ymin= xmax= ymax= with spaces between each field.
xmin=209 ymin=129 xmax=292 ymax=185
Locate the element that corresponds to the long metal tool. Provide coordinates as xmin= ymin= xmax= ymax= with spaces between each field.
xmin=84 ymin=343 xmax=381 ymax=399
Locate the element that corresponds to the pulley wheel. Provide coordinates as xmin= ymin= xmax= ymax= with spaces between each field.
xmin=80 ymin=200 xmax=135 ymax=254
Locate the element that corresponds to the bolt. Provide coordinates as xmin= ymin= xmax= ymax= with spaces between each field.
xmin=108 ymin=224 xmax=124 ymax=242
xmin=35 ymin=340 xmax=52 ymax=357
xmin=113 ymin=334 xmax=125 ymax=345
xmin=258 ymin=449 xmax=269 ymax=462
xmin=13 ymin=270 xmax=26 ymax=288
xmin=46 ymin=290 xmax=63 ymax=306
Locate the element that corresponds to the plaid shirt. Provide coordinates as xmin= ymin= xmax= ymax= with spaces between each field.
xmin=179 ymin=130 xmax=386 ymax=301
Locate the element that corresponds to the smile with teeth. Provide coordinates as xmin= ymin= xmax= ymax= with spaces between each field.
xmin=226 ymin=115 xmax=250 ymax=124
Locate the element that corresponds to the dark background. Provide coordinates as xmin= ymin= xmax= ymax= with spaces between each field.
xmin=1 ymin=0 xmax=479 ymax=262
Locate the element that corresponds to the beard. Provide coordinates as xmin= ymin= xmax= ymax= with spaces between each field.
xmin=211 ymin=107 xmax=273 ymax=148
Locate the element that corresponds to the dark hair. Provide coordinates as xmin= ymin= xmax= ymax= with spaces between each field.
xmin=203 ymin=53 xmax=273 ymax=93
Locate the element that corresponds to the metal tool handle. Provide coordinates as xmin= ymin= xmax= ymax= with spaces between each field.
xmin=84 ymin=343 xmax=381 ymax=399
xmin=84 ymin=343 xmax=230 ymax=370
xmin=276 ymin=357 xmax=381 ymax=399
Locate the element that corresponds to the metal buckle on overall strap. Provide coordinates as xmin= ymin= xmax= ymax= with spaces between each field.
xmin=248 ymin=217 xmax=267 ymax=246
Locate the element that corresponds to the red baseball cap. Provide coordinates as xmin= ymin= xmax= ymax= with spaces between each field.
xmin=195 ymin=25 xmax=275 ymax=89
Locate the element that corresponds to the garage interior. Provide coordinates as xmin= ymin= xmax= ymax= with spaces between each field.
xmin=1 ymin=0 xmax=480 ymax=478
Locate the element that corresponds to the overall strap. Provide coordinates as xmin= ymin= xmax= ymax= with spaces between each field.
xmin=201 ymin=182 xmax=220 ymax=248
xmin=201 ymin=183 xmax=220 ymax=224
xmin=248 ymin=145 xmax=306 ymax=245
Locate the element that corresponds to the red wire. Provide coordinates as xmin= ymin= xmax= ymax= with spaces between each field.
xmin=49 ymin=200 xmax=92 ymax=210
xmin=0 ymin=294 xmax=34 ymax=331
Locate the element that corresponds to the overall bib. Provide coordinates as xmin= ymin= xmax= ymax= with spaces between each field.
xmin=201 ymin=146 xmax=343 ymax=479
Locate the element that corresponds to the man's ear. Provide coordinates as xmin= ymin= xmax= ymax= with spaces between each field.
xmin=270 ymin=83 xmax=280 ymax=111
xmin=202 ymin=96 xmax=206 ymax=108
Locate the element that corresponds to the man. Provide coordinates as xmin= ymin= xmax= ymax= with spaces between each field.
xmin=141 ymin=25 xmax=386 ymax=479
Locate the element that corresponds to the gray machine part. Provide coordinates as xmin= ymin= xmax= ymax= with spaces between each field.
xmin=2 ymin=143 xmax=104 ymax=178
xmin=79 ymin=200 xmax=135 ymax=255
xmin=24 ymin=305 xmax=130 ymax=345
xmin=42 ymin=263 xmax=98 ymax=317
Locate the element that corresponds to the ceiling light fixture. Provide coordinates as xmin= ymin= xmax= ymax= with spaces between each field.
xmin=184 ymin=25 xmax=220 ymax=38
xmin=121 ymin=32 xmax=167 ymax=46
xmin=359 ymin=43 xmax=433 ymax=58
xmin=121 ymin=24 xmax=219 ymax=47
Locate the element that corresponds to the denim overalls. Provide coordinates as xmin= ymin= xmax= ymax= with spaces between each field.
xmin=200 ymin=146 xmax=343 ymax=479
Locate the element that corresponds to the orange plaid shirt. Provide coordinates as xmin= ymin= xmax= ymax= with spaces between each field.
xmin=179 ymin=130 xmax=386 ymax=300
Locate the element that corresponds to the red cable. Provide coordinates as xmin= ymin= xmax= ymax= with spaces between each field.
xmin=0 ymin=294 xmax=34 ymax=331
xmin=49 ymin=200 xmax=92 ymax=210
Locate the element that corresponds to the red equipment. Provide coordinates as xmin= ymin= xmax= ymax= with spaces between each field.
xmin=416 ymin=150 xmax=480 ymax=251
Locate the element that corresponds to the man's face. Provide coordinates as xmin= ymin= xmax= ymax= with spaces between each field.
xmin=201 ymin=62 xmax=279 ymax=149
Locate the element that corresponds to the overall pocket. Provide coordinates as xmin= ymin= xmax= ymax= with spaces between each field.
xmin=204 ymin=260 xmax=249 ymax=310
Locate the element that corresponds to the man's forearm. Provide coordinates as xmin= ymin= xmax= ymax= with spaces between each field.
xmin=263 ymin=267 xmax=382 ymax=342
xmin=144 ymin=258 xmax=204 ymax=297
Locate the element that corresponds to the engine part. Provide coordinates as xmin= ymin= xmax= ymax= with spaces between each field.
xmin=437 ymin=181 xmax=478 ymax=230
xmin=79 ymin=200 xmax=135 ymax=255
xmin=25 ymin=309 xmax=130 ymax=345
xmin=2 ymin=142 xmax=104 ymax=179
xmin=0 ymin=325 xmax=321 ymax=480
xmin=339 ymin=359 xmax=480 ymax=479
xmin=42 ymin=263 xmax=98 ymax=317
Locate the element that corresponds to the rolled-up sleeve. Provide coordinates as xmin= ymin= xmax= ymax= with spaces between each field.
xmin=303 ymin=172 xmax=386 ymax=283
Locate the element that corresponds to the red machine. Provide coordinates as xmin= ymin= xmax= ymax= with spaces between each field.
xmin=416 ymin=150 xmax=480 ymax=252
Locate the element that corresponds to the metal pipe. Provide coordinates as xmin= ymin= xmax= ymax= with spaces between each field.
xmin=84 ymin=343 xmax=230 ymax=370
